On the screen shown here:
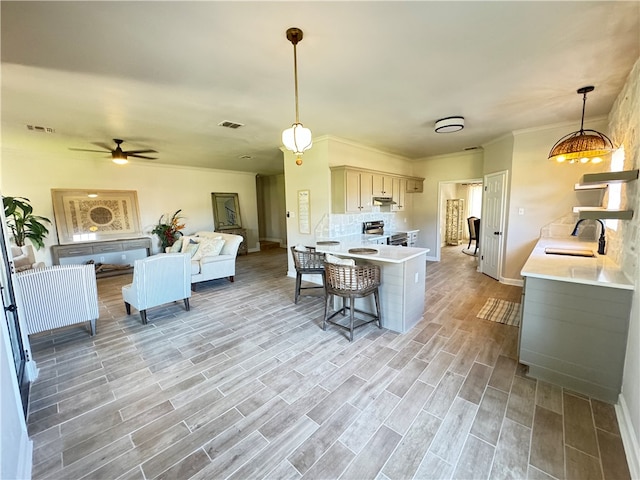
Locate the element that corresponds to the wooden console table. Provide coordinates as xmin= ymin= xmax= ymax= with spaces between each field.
xmin=51 ymin=238 xmax=152 ymax=278
xmin=222 ymin=228 xmax=248 ymax=255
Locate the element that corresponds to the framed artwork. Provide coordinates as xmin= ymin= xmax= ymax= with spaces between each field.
xmin=51 ymin=189 xmax=142 ymax=244
xmin=211 ymin=192 xmax=242 ymax=230
xmin=298 ymin=190 xmax=310 ymax=234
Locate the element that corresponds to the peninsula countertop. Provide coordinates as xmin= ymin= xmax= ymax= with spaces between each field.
xmin=520 ymin=237 xmax=633 ymax=290
xmin=313 ymin=239 xmax=429 ymax=264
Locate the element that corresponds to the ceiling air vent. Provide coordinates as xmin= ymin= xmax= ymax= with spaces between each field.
xmin=218 ymin=120 xmax=244 ymax=129
xmin=26 ymin=125 xmax=55 ymax=133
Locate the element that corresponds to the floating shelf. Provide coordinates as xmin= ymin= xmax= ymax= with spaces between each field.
xmin=575 ymin=208 xmax=634 ymax=220
xmin=574 ymin=183 xmax=607 ymax=191
xmin=581 ymin=169 xmax=639 ymax=185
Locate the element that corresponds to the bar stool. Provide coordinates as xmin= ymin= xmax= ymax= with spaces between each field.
xmin=323 ymin=261 xmax=382 ymax=341
xmin=290 ymin=246 xmax=326 ymax=304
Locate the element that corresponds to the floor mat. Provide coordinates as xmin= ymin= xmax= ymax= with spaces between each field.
xmin=477 ymin=297 xmax=521 ymax=326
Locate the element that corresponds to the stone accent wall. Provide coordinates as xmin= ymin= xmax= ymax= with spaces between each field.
xmin=608 ymin=57 xmax=639 ymax=278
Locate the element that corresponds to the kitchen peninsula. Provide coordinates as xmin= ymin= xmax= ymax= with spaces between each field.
xmin=314 ymin=241 xmax=429 ymax=334
xmin=520 ymin=236 xmax=633 ymax=403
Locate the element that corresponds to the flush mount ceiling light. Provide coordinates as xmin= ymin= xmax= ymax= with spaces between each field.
xmin=282 ymin=27 xmax=312 ymax=166
xmin=548 ymin=86 xmax=614 ymax=164
xmin=435 ymin=116 xmax=465 ymax=133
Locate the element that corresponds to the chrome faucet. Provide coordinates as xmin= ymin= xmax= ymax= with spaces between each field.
xmin=571 ymin=218 xmax=606 ymax=255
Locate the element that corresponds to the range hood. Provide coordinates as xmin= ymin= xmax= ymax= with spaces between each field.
xmin=373 ymin=196 xmax=397 ymax=205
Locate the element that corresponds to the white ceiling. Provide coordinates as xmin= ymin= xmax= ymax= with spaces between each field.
xmin=2 ymin=1 xmax=639 ymax=176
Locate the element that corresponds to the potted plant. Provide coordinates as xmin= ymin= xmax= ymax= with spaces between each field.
xmin=151 ymin=209 xmax=185 ymax=251
xmin=3 ymin=196 xmax=51 ymax=250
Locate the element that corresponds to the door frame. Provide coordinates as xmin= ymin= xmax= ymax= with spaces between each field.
xmin=435 ymin=177 xmax=483 ymax=261
xmin=479 ymin=169 xmax=509 ymax=281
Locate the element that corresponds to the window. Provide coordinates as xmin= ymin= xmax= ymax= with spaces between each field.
xmin=605 ymin=147 xmax=625 ymax=231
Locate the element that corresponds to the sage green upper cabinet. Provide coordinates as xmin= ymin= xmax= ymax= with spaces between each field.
xmin=372 ymin=174 xmax=393 ymax=197
xmin=331 ymin=167 xmax=373 ymax=213
xmin=391 ymin=177 xmax=406 ymax=211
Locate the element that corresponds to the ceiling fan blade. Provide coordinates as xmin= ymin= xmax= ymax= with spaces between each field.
xmin=129 ymin=154 xmax=158 ymax=160
xmin=123 ymin=149 xmax=158 ymax=155
xmin=69 ymin=148 xmax=112 ymax=153
xmin=92 ymin=142 xmax=114 ymax=151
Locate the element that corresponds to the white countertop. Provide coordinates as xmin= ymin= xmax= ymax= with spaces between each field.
xmin=314 ymin=238 xmax=429 ymax=263
xmin=521 ymin=237 xmax=633 ymax=290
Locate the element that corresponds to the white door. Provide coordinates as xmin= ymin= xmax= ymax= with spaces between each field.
xmin=481 ymin=170 xmax=508 ymax=280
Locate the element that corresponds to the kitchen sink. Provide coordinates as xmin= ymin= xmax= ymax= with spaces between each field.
xmin=544 ymin=247 xmax=595 ymax=257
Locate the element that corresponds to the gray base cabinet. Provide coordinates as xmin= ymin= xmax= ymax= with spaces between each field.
xmin=51 ymin=238 xmax=151 ymax=278
xmin=519 ymin=276 xmax=632 ymax=403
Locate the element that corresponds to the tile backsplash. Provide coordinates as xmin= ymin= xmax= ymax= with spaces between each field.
xmin=315 ymin=211 xmax=398 ymax=238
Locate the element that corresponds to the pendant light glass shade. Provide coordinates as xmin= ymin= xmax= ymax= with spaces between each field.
xmin=282 ymin=123 xmax=312 ymax=155
xmin=548 ymin=86 xmax=614 ymax=164
xmin=283 ymin=27 xmax=312 ymax=166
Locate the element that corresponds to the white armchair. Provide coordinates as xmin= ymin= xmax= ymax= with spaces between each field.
xmin=16 ymin=264 xmax=99 ymax=336
xmin=122 ymin=253 xmax=192 ymax=325
xmin=11 ymin=245 xmax=45 ymax=272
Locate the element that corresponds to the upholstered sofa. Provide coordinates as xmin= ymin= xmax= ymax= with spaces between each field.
xmin=168 ymin=231 xmax=243 ymax=288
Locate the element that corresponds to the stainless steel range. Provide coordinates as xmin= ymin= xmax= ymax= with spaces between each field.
xmin=363 ymin=221 xmax=408 ymax=246
xmin=363 ymin=220 xmax=385 ymax=235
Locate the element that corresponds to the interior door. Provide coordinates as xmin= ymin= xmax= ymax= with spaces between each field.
xmin=481 ymin=170 xmax=508 ymax=281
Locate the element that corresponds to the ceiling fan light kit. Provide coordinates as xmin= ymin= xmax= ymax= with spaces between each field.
xmin=548 ymin=86 xmax=614 ymax=164
xmin=282 ymin=27 xmax=312 ymax=166
xmin=435 ymin=116 xmax=465 ymax=133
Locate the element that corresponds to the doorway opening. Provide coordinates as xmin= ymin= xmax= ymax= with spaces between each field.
xmin=436 ymin=178 xmax=483 ymax=261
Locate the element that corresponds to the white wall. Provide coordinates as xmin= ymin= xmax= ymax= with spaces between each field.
xmin=1 ymin=148 xmax=260 ymax=263
xmin=412 ymin=150 xmax=484 ymax=259
xmin=502 ymin=119 xmax=608 ymax=281
xmin=609 ymin=56 xmax=640 ymax=478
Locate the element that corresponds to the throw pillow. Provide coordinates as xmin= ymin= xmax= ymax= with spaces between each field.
xmin=169 ymin=237 xmax=184 ymax=253
xmin=182 ymin=238 xmax=200 ymax=258
xmin=192 ymin=237 xmax=225 ymax=261
xmin=294 ymin=244 xmax=308 ymax=252
xmin=325 ymin=253 xmax=355 ymax=266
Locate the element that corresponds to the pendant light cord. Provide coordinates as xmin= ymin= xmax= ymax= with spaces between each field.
xmin=293 ymin=42 xmax=300 ymax=124
xmin=579 ymin=90 xmax=587 ymax=134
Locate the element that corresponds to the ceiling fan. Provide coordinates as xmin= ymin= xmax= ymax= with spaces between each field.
xmin=70 ymin=139 xmax=158 ymax=164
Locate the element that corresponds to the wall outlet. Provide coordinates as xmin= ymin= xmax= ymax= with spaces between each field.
xmin=121 ymin=254 xmax=126 ymax=260
xmin=518 ymin=207 xmax=525 ymax=215
xmin=100 ymin=256 xmax=105 ymax=262
xmin=414 ymin=272 xmax=419 ymax=283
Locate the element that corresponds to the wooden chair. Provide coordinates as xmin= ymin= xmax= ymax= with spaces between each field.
xmin=323 ymin=262 xmax=381 ymax=341
xmin=290 ymin=246 xmax=325 ymax=304
xmin=467 ymin=216 xmax=480 ymax=254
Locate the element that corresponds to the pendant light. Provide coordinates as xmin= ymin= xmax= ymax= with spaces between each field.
xmin=282 ymin=27 xmax=312 ymax=166
xmin=548 ymin=86 xmax=614 ymax=164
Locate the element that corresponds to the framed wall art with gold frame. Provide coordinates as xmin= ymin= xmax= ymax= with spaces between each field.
xmin=51 ymin=189 xmax=143 ymax=244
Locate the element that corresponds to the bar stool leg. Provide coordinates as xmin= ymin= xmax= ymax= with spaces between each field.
xmin=373 ymin=288 xmax=382 ymax=329
xmin=349 ymin=295 xmax=355 ymax=342
xmin=323 ymin=293 xmax=331 ymax=331
xmin=294 ymin=272 xmax=302 ymax=304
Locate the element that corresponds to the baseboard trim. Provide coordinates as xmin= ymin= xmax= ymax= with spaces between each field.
xmin=15 ymin=431 xmax=33 ymax=480
xmin=616 ymin=393 xmax=640 ymax=480
xmin=500 ymin=276 xmax=524 ymax=287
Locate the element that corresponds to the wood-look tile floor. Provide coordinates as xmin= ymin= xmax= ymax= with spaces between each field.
xmin=27 ymin=246 xmax=631 ymax=480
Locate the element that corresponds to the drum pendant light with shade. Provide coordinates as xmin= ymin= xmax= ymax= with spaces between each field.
xmin=548 ymin=86 xmax=614 ymax=164
xmin=282 ymin=27 xmax=312 ymax=166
